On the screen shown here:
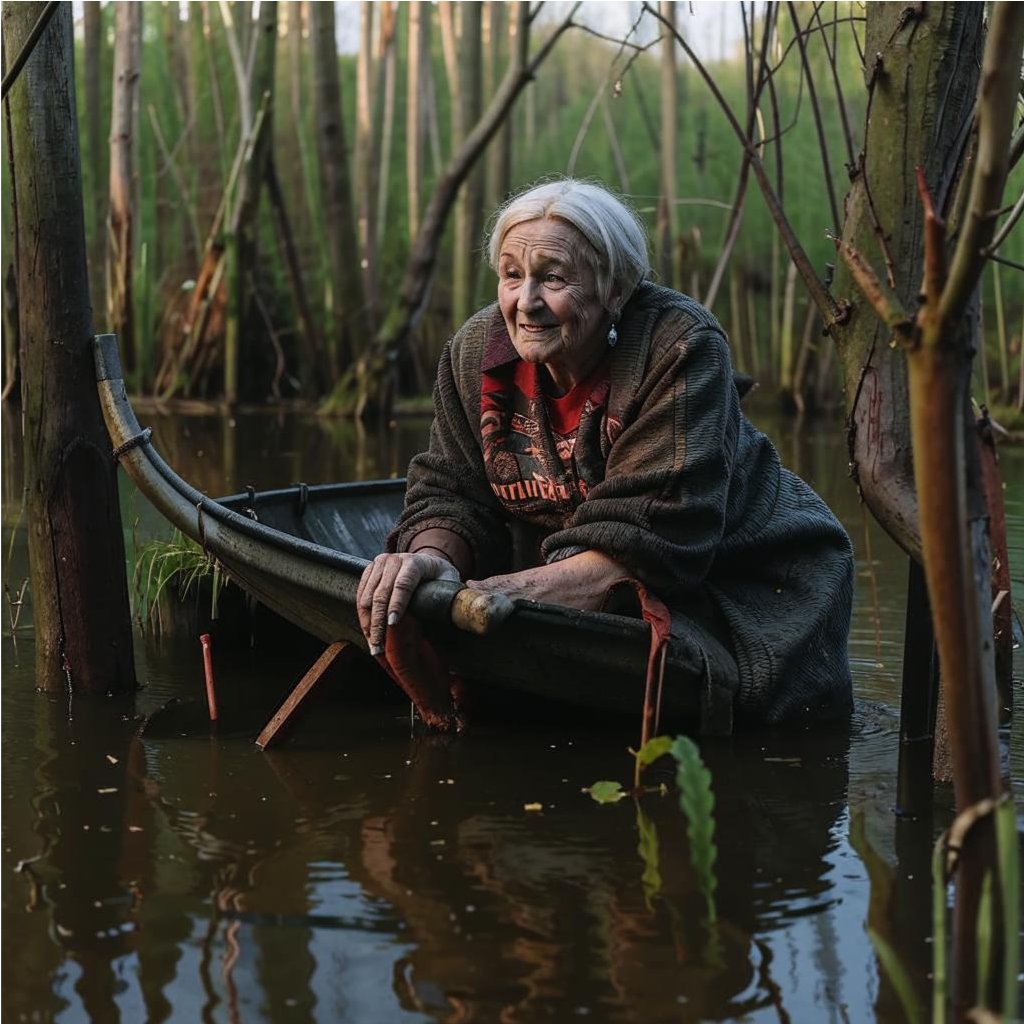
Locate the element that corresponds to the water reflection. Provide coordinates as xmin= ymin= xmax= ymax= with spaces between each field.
xmin=2 ymin=402 xmax=1021 ymax=1023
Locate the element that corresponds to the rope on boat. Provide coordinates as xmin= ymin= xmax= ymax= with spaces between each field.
xmin=111 ymin=428 xmax=152 ymax=461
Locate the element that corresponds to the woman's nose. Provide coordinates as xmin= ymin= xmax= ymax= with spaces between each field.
xmin=518 ymin=277 xmax=544 ymax=311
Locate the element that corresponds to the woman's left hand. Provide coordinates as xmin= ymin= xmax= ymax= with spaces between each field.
xmin=467 ymin=549 xmax=627 ymax=611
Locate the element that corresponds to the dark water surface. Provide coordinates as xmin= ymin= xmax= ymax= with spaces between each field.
xmin=2 ymin=404 xmax=1022 ymax=1023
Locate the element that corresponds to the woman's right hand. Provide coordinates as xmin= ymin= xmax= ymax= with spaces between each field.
xmin=357 ymin=552 xmax=461 ymax=654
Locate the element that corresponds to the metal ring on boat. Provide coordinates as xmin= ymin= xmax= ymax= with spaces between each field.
xmin=245 ymin=484 xmax=258 ymax=522
xmin=111 ymin=427 xmax=152 ymax=461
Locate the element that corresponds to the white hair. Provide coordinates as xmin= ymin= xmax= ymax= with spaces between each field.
xmin=486 ymin=179 xmax=650 ymax=316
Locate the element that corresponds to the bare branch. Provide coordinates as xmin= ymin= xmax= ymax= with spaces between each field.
xmin=811 ymin=2 xmax=856 ymax=169
xmin=830 ymin=232 xmax=914 ymax=341
xmin=785 ymin=1 xmax=840 ymax=234
xmin=565 ymin=7 xmax=653 ymax=175
xmin=768 ymin=8 xmax=865 ymax=76
xmin=573 ymin=23 xmax=651 ymax=51
xmin=981 ymin=188 xmax=1024 ymax=256
xmin=641 ymin=1 xmax=842 ymax=325
xmin=940 ymin=3 xmax=1024 ymax=326
xmin=916 ymin=167 xmax=947 ymax=319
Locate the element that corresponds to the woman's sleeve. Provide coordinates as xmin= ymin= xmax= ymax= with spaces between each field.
xmin=540 ymin=318 xmax=740 ymax=602
xmin=386 ymin=340 xmax=512 ymax=577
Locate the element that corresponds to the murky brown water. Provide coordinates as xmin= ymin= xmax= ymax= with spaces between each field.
xmin=2 ymin=402 xmax=1022 ymax=1023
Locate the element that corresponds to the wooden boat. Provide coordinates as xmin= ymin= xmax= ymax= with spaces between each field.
xmin=95 ymin=334 xmax=705 ymax=722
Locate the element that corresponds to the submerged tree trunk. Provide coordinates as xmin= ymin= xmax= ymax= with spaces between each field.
xmin=106 ymin=1 xmax=142 ymax=377
xmin=4 ymin=1 xmax=135 ymax=695
xmin=311 ymin=0 xmax=363 ymax=374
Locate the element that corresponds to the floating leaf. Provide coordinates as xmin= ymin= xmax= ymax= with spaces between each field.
xmin=635 ymin=802 xmax=662 ymax=908
xmin=585 ymin=781 xmax=627 ymax=804
xmin=631 ymin=735 xmax=674 ymax=768
xmin=671 ymin=735 xmax=718 ymax=922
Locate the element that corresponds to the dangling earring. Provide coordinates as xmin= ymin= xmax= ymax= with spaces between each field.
xmin=607 ymin=323 xmax=618 ymax=347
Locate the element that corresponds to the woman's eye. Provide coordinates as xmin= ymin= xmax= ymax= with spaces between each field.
xmin=503 ymin=268 xmax=520 ymax=280
xmin=544 ymin=273 xmax=565 ymax=285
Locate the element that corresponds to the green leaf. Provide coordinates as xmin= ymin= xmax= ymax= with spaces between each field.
xmin=868 ymin=928 xmax=923 ymax=1024
xmin=585 ymin=780 xmax=627 ymax=804
xmin=631 ymin=735 xmax=674 ymax=768
xmin=671 ymin=735 xmax=718 ymax=922
xmin=635 ymin=802 xmax=662 ymax=908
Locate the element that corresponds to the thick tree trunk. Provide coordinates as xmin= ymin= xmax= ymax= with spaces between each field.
xmin=310 ymin=0 xmax=363 ymax=374
xmin=656 ymin=1 xmax=678 ymax=290
xmin=106 ymin=1 xmax=142 ymax=377
xmin=4 ymin=1 xmax=135 ymax=695
xmin=834 ymin=5 xmax=983 ymax=562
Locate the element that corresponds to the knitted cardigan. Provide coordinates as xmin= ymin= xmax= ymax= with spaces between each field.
xmin=389 ymin=282 xmax=855 ymax=724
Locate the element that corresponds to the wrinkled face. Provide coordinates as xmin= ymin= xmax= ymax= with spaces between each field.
xmin=497 ymin=218 xmax=610 ymax=390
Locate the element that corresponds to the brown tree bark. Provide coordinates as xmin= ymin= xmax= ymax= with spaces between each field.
xmin=106 ymin=1 xmax=142 ymax=377
xmin=3 ymin=1 xmax=135 ymax=695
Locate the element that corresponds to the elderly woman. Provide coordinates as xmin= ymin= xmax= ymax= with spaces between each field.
xmin=358 ymin=180 xmax=854 ymax=728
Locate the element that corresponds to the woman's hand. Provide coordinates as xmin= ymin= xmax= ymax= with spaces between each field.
xmin=467 ymin=550 xmax=627 ymax=611
xmin=357 ymin=552 xmax=461 ymax=654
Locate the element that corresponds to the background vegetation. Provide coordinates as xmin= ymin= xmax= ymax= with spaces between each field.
xmin=2 ymin=0 xmax=1022 ymax=413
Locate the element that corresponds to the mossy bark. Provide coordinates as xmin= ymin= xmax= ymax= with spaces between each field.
xmin=4 ymin=1 xmax=135 ymax=695
xmin=833 ymin=4 xmax=983 ymax=559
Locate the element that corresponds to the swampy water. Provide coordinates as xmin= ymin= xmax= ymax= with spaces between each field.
xmin=2 ymin=403 xmax=1022 ymax=1023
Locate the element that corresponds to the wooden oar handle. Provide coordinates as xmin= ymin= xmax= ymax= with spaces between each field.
xmin=449 ymin=588 xmax=515 ymax=635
